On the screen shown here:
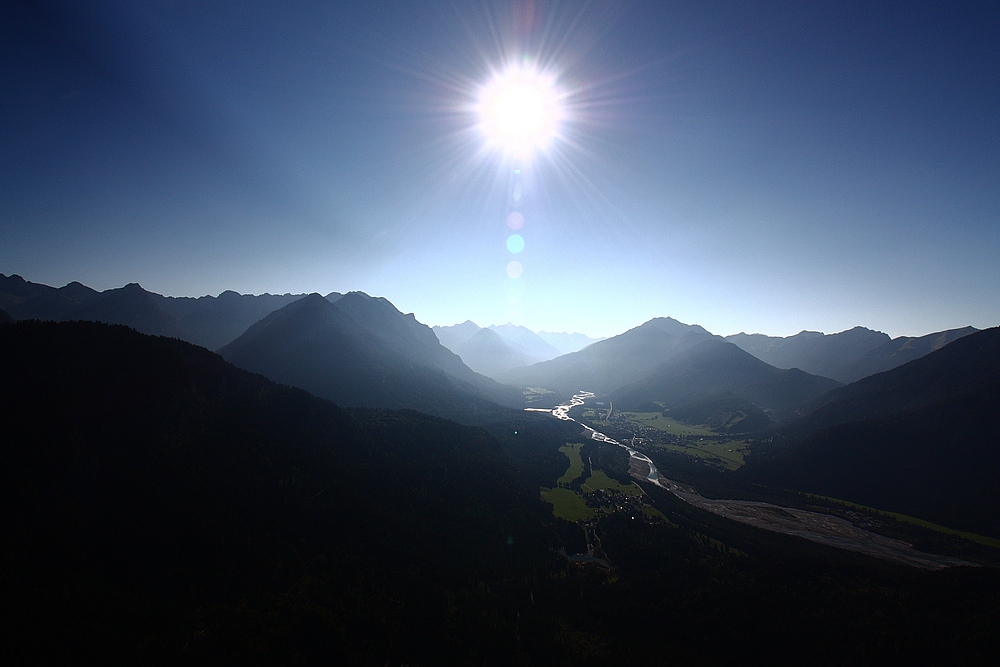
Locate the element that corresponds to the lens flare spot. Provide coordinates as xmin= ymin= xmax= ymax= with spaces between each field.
xmin=506 ymin=234 xmax=525 ymax=253
xmin=507 ymin=211 xmax=524 ymax=230
xmin=506 ymin=260 xmax=523 ymax=278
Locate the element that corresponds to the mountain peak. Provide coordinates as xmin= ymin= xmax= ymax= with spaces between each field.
xmin=644 ymin=317 xmax=712 ymax=337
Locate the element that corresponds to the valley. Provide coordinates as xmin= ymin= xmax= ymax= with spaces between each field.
xmin=4 ymin=277 xmax=1000 ymax=664
xmin=536 ymin=392 xmax=978 ymax=570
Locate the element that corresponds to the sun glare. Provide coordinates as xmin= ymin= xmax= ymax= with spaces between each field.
xmin=477 ymin=64 xmax=565 ymax=158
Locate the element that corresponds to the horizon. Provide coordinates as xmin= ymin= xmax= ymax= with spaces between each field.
xmin=3 ymin=2 xmax=997 ymax=340
xmin=3 ymin=270 xmax=982 ymax=342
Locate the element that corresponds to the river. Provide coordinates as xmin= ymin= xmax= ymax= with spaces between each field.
xmin=530 ymin=391 xmax=974 ymax=570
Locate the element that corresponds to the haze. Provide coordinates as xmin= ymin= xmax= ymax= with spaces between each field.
xmin=3 ymin=1 xmax=997 ymax=339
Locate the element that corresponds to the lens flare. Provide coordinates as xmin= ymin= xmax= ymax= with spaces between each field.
xmin=506 ymin=260 xmax=523 ymax=278
xmin=506 ymin=234 xmax=525 ymax=253
xmin=507 ymin=211 xmax=524 ymax=229
xmin=477 ymin=63 xmax=565 ymax=158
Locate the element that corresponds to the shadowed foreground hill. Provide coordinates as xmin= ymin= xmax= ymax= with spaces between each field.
xmin=746 ymin=327 xmax=1000 ymax=537
xmin=1 ymin=320 xmax=547 ymax=663
xmin=4 ymin=321 xmax=1000 ymax=663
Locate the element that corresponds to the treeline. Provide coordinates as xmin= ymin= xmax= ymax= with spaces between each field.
xmin=3 ymin=320 xmax=552 ymax=663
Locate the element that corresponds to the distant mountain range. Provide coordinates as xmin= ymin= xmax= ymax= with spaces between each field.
xmin=746 ymin=326 xmax=1000 ymax=537
xmin=726 ymin=326 xmax=977 ymax=384
xmin=500 ymin=317 xmax=840 ymax=421
xmin=2 ymin=272 xmax=984 ymax=432
xmin=432 ymin=320 xmax=601 ymax=379
xmin=0 ymin=273 xmax=302 ymax=349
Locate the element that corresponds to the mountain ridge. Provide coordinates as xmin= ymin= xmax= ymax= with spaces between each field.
xmin=745 ymin=327 xmax=1000 ymax=536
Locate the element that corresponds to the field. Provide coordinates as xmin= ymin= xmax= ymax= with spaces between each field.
xmin=541 ymin=442 xmax=666 ymax=522
xmin=655 ymin=440 xmax=749 ymax=470
xmin=581 ymin=469 xmax=643 ymax=496
xmin=611 ymin=412 xmax=749 ymax=470
xmin=540 ymin=487 xmax=596 ymax=521
xmin=805 ymin=493 xmax=1000 ymax=549
xmin=556 ymin=442 xmax=587 ymax=484
xmin=622 ymin=411 xmax=716 ymax=436
xmin=523 ymin=386 xmax=555 ymax=405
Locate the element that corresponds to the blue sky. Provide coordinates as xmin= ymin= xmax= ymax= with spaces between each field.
xmin=3 ymin=1 xmax=998 ymax=339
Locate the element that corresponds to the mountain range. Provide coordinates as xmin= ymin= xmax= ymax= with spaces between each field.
xmin=432 ymin=320 xmax=601 ymax=379
xmin=4 ymin=273 xmax=982 ymax=431
xmin=745 ymin=326 xmax=1000 ymax=537
xmin=4 ymin=275 xmax=1000 ymax=662
xmin=726 ymin=325 xmax=977 ymax=384
xmin=218 ymin=292 xmax=523 ymax=424
xmin=0 ymin=273 xmax=303 ymax=349
xmin=498 ymin=317 xmax=841 ymax=421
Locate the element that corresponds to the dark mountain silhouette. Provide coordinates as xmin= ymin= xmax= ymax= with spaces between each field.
xmin=610 ymin=338 xmax=841 ymax=420
xmin=329 ymin=292 xmax=520 ymax=405
xmin=792 ymin=326 xmax=1000 ymax=434
xmin=155 ymin=289 xmax=306 ymax=350
xmin=836 ymin=326 xmax=978 ymax=384
xmin=2 ymin=275 xmax=104 ymax=320
xmin=0 ymin=272 xmax=55 ymax=308
xmin=0 ymin=308 xmax=11 ymax=324
xmin=499 ymin=317 xmax=718 ymax=396
xmin=71 ymin=282 xmax=190 ymax=339
xmin=6 ymin=280 xmax=103 ymax=321
xmin=219 ymin=293 xmax=520 ymax=423
xmin=2 ymin=319 xmax=546 ymax=663
xmin=499 ymin=316 xmax=837 ymax=420
xmin=746 ymin=327 xmax=1000 ymax=536
xmin=726 ymin=326 xmax=891 ymax=383
xmin=0 ymin=275 xmax=310 ymax=349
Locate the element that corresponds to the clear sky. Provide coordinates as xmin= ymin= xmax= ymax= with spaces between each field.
xmin=3 ymin=1 xmax=998 ymax=339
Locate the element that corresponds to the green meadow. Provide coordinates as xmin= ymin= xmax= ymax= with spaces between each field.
xmin=540 ymin=486 xmax=596 ymax=521
xmin=581 ymin=469 xmax=643 ymax=496
xmin=805 ymin=494 xmax=1000 ymax=549
xmin=556 ymin=442 xmax=587 ymax=485
xmin=655 ymin=440 xmax=749 ymax=470
xmin=623 ymin=412 xmax=716 ymax=436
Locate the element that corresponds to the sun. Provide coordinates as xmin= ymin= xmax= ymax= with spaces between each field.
xmin=476 ymin=63 xmax=565 ymax=158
